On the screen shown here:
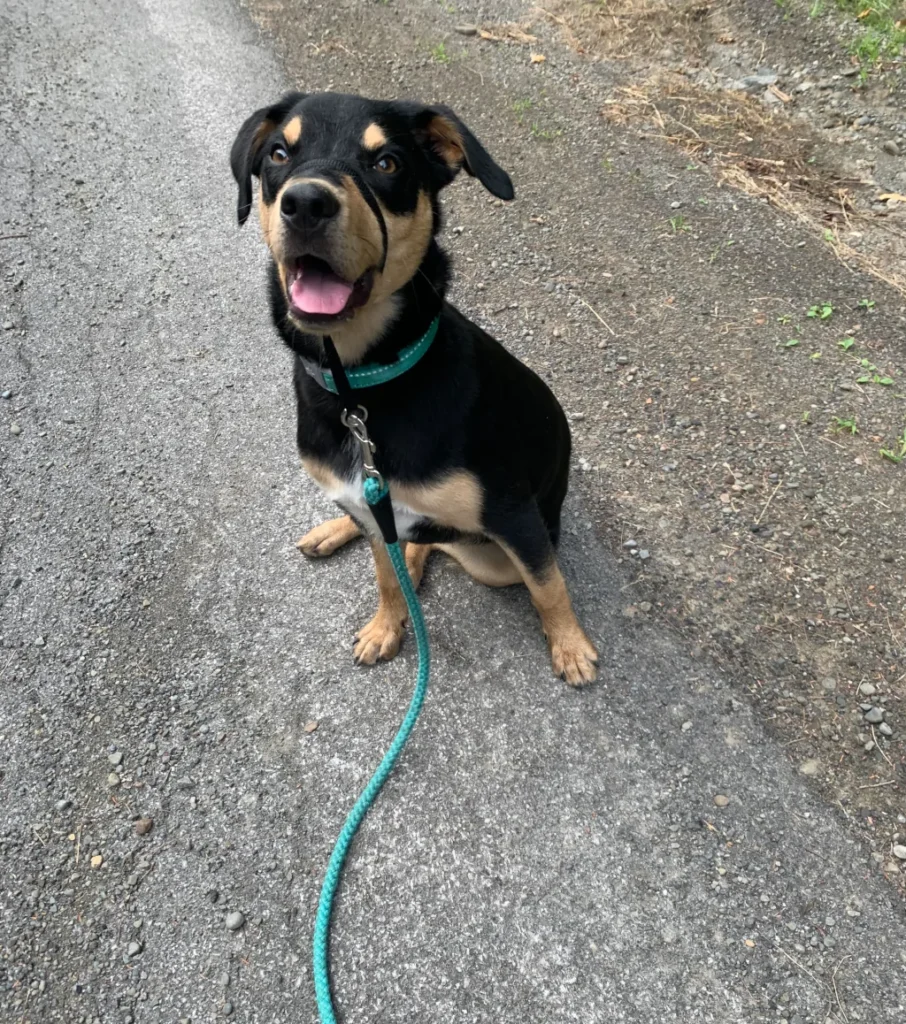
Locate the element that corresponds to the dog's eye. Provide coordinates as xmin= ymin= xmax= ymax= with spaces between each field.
xmin=271 ymin=144 xmax=289 ymax=165
xmin=374 ymin=154 xmax=398 ymax=175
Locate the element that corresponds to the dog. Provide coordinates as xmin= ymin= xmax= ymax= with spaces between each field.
xmin=230 ymin=91 xmax=598 ymax=685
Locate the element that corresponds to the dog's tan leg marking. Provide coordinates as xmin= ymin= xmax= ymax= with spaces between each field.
xmin=354 ymin=539 xmax=410 ymax=665
xmin=404 ymin=542 xmax=433 ymax=589
xmin=436 ymin=541 xmax=522 ymax=587
xmin=296 ymin=515 xmax=361 ymax=558
xmin=496 ymin=545 xmax=598 ymax=686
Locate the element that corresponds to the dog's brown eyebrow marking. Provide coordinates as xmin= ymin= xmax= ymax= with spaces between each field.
xmin=283 ymin=115 xmax=303 ymax=146
xmin=361 ymin=123 xmax=387 ymax=150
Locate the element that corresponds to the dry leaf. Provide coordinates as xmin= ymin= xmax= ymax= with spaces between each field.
xmin=478 ymin=23 xmax=537 ymax=45
xmin=530 ymin=53 xmax=546 ymax=64
xmin=744 ymin=938 xmax=756 ymax=948
xmin=90 ymin=855 xmax=103 ymax=869
xmin=878 ymin=193 xmax=906 ymax=204
xmin=717 ymin=34 xmax=735 ymax=44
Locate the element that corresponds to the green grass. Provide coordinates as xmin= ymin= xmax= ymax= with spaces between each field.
xmin=880 ymin=427 xmax=906 ymax=464
xmin=807 ymin=301 xmax=834 ymax=321
xmin=430 ymin=41 xmax=450 ymax=64
xmin=529 ymin=122 xmax=561 ymax=141
xmin=829 ymin=2 xmax=906 ymax=77
xmin=833 ymin=415 xmax=859 ymax=435
xmin=668 ymin=214 xmax=691 ymax=234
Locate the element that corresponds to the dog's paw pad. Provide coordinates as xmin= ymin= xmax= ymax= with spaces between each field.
xmin=551 ymin=631 xmax=598 ymax=687
xmin=353 ymin=615 xmax=405 ymax=665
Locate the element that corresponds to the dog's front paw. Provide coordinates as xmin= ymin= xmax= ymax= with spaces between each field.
xmin=550 ymin=628 xmax=598 ymax=687
xmin=353 ymin=612 xmax=406 ymax=665
xmin=297 ymin=515 xmax=360 ymax=558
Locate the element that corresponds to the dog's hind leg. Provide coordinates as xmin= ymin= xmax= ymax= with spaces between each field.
xmin=297 ymin=515 xmax=362 ymax=558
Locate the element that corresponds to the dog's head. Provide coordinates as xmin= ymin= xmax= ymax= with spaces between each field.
xmin=230 ymin=92 xmax=513 ymax=339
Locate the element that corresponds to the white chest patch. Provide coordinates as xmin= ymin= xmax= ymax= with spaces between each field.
xmin=320 ymin=473 xmax=426 ymax=540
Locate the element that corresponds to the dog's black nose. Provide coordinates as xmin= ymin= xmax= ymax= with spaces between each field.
xmin=280 ymin=182 xmax=340 ymax=231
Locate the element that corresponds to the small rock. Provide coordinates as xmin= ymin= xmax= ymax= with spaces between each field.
xmin=55 ymin=798 xmax=72 ymax=812
xmin=638 ymin=549 xmax=651 ymax=561
xmin=222 ymin=1002 xmax=234 ymax=1017
xmin=714 ymin=794 xmax=730 ymax=807
xmin=225 ymin=912 xmax=245 ymax=932
xmin=864 ymin=707 xmax=884 ymax=724
xmin=90 ymin=855 xmax=103 ymax=869
xmin=859 ymin=683 xmax=877 ymax=696
xmin=882 ymin=140 xmax=900 ymax=156
xmin=821 ymin=678 xmax=836 ymax=693
xmin=134 ymin=817 xmax=154 ymax=836
xmin=2 ymin=320 xmax=13 ymax=331
xmin=304 ymin=720 xmax=319 ymax=734
xmin=638 ymin=601 xmax=652 ymax=613
xmin=10 ymin=422 xmax=22 ymax=436
xmin=108 ymin=751 xmax=123 ymax=766
xmin=622 ymin=539 xmax=638 ymax=549
xmin=127 ymin=941 xmax=143 ymax=957
xmin=893 ymin=845 xmax=906 ymax=861
xmin=1 ymin=389 xmax=12 ymax=399
xmin=670 ymin=200 xmax=682 ymax=210
xmin=879 ymin=722 xmax=893 ymax=737
xmin=681 ymin=721 xmax=693 ymax=732
xmin=454 ymin=24 xmax=478 ymax=35
xmin=799 ymin=759 xmax=821 ymax=776
xmin=107 ymin=772 xmax=121 ymax=788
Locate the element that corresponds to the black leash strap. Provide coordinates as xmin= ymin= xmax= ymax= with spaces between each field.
xmin=323 ymin=335 xmax=398 ymax=545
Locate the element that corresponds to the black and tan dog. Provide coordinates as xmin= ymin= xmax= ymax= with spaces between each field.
xmin=230 ymin=91 xmax=598 ymax=684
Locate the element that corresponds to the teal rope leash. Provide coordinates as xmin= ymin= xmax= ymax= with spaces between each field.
xmin=312 ymin=475 xmax=431 ymax=1023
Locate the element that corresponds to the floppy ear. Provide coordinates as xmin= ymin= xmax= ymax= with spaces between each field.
xmin=229 ymin=92 xmax=306 ymax=226
xmin=415 ymin=105 xmax=514 ymax=201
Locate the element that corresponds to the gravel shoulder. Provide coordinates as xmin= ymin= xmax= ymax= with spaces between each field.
xmin=1 ymin=0 xmax=906 ymax=1023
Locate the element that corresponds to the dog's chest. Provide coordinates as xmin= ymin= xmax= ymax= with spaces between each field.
xmin=319 ymin=472 xmax=426 ymax=539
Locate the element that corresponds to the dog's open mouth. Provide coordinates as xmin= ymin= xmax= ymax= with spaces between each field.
xmin=287 ymin=256 xmax=372 ymax=322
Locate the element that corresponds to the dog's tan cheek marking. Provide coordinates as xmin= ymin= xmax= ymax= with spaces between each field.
xmin=361 ymin=123 xmax=387 ymax=150
xmin=283 ymin=115 xmax=302 ymax=146
xmin=392 ymin=471 xmax=483 ymax=533
xmin=338 ymin=174 xmax=383 ymax=275
xmin=373 ymin=191 xmax=433 ymax=298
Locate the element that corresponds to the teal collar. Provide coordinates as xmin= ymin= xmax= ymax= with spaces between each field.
xmin=299 ymin=315 xmax=440 ymax=394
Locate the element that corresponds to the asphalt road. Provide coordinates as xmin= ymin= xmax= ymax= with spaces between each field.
xmin=1 ymin=0 xmax=905 ymax=1023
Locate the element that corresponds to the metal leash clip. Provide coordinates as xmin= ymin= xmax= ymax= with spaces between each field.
xmin=340 ymin=406 xmax=384 ymax=488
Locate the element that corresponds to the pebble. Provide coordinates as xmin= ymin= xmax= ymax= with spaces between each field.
xmin=108 ymin=751 xmax=123 ymax=766
xmin=225 ymin=911 xmax=245 ymax=931
xmin=1 ymin=389 xmax=12 ymax=399
xmin=893 ymin=845 xmax=906 ymax=861
xmin=2 ymin=320 xmax=13 ymax=330
xmin=864 ymin=707 xmax=884 ymax=724
xmin=859 ymin=683 xmax=877 ymax=696
xmin=882 ymin=140 xmax=900 ymax=156
xmin=55 ymin=798 xmax=72 ymax=812
xmin=454 ymin=24 xmax=477 ymax=35
xmin=821 ymin=678 xmax=836 ymax=693
xmin=134 ymin=817 xmax=154 ymax=836
xmin=106 ymin=772 xmax=121 ymax=788
xmin=638 ymin=549 xmax=651 ymax=561
xmin=799 ymin=759 xmax=820 ymax=776
xmin=223 ymin=1002 xmax=234 ymax=1017
xmin=622 ymin=539 xmax=638 ymax=549
xmin=879 ymin=723 xmax=893 ymax=737
xmin=127 ymin=941 xmax=143 ymax=957
xmin=10 ymin=422 xmax=21 ymax=435
xmin=714 ymin=794 xmax=730 ymax=807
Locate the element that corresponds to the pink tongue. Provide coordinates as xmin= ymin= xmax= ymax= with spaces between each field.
xmin=289 ymin=264 xmax=354 ymax=316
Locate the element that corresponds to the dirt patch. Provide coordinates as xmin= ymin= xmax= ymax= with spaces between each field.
xmin=542 ymin=0 xmax=906 ymax=297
